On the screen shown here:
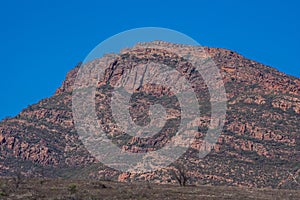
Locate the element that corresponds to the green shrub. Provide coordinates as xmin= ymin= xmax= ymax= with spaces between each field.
xmin=0 ymin=191 xmax=7 ymax=197
xmin=68 ymin=183 xmax=77 ymax=194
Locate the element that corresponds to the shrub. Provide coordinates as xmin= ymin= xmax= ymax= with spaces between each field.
xmin=0 ymin=191 xmax=8 ymax=197
xmin=68 ymin=183 xmax=77 ymax=194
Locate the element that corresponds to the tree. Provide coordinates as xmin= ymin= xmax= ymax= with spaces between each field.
xmin=13 ymin=171 xmax=23 ymax=189
xmin=169 ymin=163 xmax=189 ymax=187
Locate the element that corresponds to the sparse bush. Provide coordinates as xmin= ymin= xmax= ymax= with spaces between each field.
xmin=68 ymin=183 xmax=77 ymax=194
xmin=2 ymin=116 xmax=12 ymax=121
xmin=0 ymin=190 xmax=8 ymax=197
xmin=169 ymin=163 xmax=189 ymax=186
xmin=40 ymin=179 xmax=45 ymax=185
xmin=92 ymin=182 xmax=106 ymax=189
xmin=13 ymin=171 xmax=23 ymax=189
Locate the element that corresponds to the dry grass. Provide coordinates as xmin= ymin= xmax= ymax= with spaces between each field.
xmin=0 ymin=178 xmax=299 ymax=199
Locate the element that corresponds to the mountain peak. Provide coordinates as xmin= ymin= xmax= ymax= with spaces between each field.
xmin=0 ymin=42 xmax=299 ymax=189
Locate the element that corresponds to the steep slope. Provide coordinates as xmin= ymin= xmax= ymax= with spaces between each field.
xmin=0 ymin=41 xmax=299 ymax=188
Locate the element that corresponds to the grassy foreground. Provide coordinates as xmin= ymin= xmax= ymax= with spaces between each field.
xmin=0 ymin=178 xmax=299 ymax=200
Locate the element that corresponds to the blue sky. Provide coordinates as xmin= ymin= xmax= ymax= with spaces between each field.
xmin=0 ymin=0 xmax=299 ymax=120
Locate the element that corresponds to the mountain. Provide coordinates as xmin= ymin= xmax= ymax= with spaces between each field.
xmin=0 ymin=41 xmax=299 ymax=189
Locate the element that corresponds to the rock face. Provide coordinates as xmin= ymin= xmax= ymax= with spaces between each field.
xmin=0 ymin=41 xmax=299 ymax=189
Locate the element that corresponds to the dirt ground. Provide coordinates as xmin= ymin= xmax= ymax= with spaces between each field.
xmin=0 ymin=178 xmax=299 ymax=200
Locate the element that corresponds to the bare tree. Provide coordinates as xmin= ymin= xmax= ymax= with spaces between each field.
xmin=288 ymin=171 xmax=299 ymax=185
xmin=278 ymin=169 xmax=300 ymax=189
xmin=169 ymin=163 xmax=189 ymax=186
xmin=13 ymin=171 xmax=23 ymax=189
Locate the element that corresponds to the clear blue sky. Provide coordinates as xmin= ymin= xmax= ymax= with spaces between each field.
xmin=0 ymin=0 xmax=299 ymax=120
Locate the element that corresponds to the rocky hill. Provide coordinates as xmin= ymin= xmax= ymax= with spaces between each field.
xmin=0 ymin=41 xmax=299 ymax=189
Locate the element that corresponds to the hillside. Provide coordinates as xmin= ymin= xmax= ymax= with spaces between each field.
xmin=0 ymin=41 xmax=299 ymax=189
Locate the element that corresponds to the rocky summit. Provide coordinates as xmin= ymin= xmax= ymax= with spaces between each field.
xmin=0 ymin=41 xmax=299 ymax=189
